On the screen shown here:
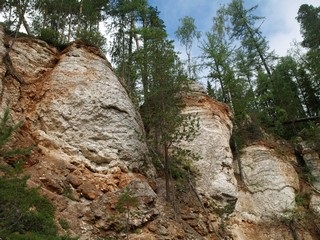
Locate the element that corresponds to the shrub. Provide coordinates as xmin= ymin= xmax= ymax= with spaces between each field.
xmin=299 ymin=123 xmax=320 ymax=151
xmin=37 ymin=28 xmax=68 ymax=49
xmin=0 ymin=109 xmax=29 ymax=157
xmin=75 ymin=29 xmax=106 ymax=50
xmin=38 ymin=28 xmax=60 ymax=44
xmin=0 ymin=109 xmax=76 ymax=240
xmin=0 ymin=176 xmax=57 ymax=237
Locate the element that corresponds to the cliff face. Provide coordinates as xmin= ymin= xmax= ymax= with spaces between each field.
xmin=1 ymin=34 xmax=151 ymax=174
xmin=1 ymin=27 xmax=319 ymax=240
xmin=181 ymin=83 xmax=238 ymax=205
xmin=0 ymin=27 xmax=157 ymax=239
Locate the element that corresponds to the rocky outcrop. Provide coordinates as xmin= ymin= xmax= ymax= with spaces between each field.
xmin=0 ymin=26 xmax=156 ymax=239
xmin=0 ymin=26 xmax=152 ymax=175
xmin=229 ymin=143 xmax=311 ymax=240
xmin=33 ymin=43 xmax=151 ymax=173
xmin=296 ymin=140 xmax=320 ymax=191
xmin=1 ymin=25 xmax=320 ymax=239
xmin=26 ymin=157 xmax=159 ymax=240
xmin=295 ymin=140 xmax=320 ymax=219
xmin=181 ymin=83 xmax=238 ymax=206
xmin=235 ymin=145 xmax=299 ymax=222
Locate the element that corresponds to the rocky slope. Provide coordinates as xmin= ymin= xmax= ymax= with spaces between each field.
xmin=1 ymin=26 xmax=320 ymax=239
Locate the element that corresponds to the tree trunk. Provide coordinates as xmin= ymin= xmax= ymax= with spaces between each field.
xmin=77 ymin=0 xmax=83 ymax=33
xmin=126 ymin=206 xmax=130 ymax=240
xmin=68 ymin=14 xmax=72 ymax=42
xmin=282 ymin=116 xmax=320 ymax=125
xmin=164 ymin=144 xmax=170 ymax=202
xmin=22 ymin=17 xmax=32 ymax=36
xmin=243 ymin=21 xmax=273 ymax=79
xmin=289 ymin=220 xmax=300 ymax=240
xmin=186 ymin=44 xmax=191 ymax=78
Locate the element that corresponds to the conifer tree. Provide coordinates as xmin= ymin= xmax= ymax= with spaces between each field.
xmin=0 ymin=108 xmax=31 ymax=158
xmin=109 ymin=0 xmax=150 ymax=96
xmin=227 ymin=0 xmax=275 ymax=79
xmin=297 ymin=4 xmax=320 ymax=113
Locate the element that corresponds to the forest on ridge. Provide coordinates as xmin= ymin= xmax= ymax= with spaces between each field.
xmin=0 ymin=0 xmax=319 ymax=149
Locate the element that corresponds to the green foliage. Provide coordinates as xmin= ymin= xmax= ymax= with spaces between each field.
xmin=296 ymin=4 xmax=320 ymax=119
xmin=170 ymin=148 xmax=199 ymax=180
xmin=0 ymin=176 xmax=57 ymax=237
xmin=175 ymin=16 xmax=201 ymax=48
xmin=58 ymin=219 xmax=70 ymax=231
xmin=37 ymin=28 xmax=67 ymax=49
xmin=109 ymin=0 xmax=158 ymax=97
xmin=301 ymin=164 xmax=317 ymax=184
xmin=116 ymin=188 xmax=138 ymax=239
xmin=299 ymin=123 xmax=320 ymax=151
xmin=297 ymin=4 xmax=320 ymax=49
xmin=116 ymin=188 xmax=138 ymax=214
xmin=206 ymin=80 xmax=215 ymax=98
xmin=62 ymin=185 xmax=78 ymax=201
xmin=142 ymin=67 xmax=200 ymax=201
xmin=140 ymin=37 xmax=199 ymax=155
xmin=0 ymin=109 xmax=21 ymax=154
xmin=295 ymin=193 xmax=310 ymax=207
xmin=262 ymin=56 xmax=306 ymax=139
xmin=295 ymin=67 xmax=320 ymax=117
xmin=0 ymin=108 xmax=31 ymax=159
xmin=5 ymin=232 xmax=76 ymax=240
xmin=203 ymin=0 xmax=315 ymax=142
xmin=75 ymin=29 xmax=106 ymax=50
xmin=0 ymin=109 xmax=75 ymax=240
xmin=0 ymin=0 xmax=33 ymax=35
xmin=232 ymin=115 xmax=264 ymax=149
xmin=175 ymin=16 xmax=201 ymax=79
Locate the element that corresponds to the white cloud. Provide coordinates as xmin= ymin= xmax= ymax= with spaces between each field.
xmin=259 ymin=0 xmax=319 ymax=56
xmin=151 ymin=0 xmax=319 ymax=57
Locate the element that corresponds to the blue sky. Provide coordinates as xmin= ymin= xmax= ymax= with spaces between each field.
xmin=148 ymin=0 xmax=319 ymax=59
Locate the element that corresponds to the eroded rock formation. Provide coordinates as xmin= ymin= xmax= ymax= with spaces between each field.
xmin=236 ymin=145 xmax=299 ymax=222
xmin=181 ymin=83 xmax=238 ymax=206
xmin=1 ymin=25 xmax=320 ymax=239
xmin=295 ymin=140 xmax=320 ymax=220
xmin=229 ymin=144 xmax=302 ymax=240
xmin=2 ymin=36 xmax=151 ymax=174
xmin=0 ymin=26 xmax=157 ymax=239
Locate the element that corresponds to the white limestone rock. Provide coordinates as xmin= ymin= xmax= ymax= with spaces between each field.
xmin=32 ymin=44 xmax=151 ymax=173
xmin=296 ymin=141 xmax=320 ymax=191
xmin=235 ymin=145 xmax=299 ymax=222
xmin=181 ymin=84 xmax=238 ymax=204
xmin=296 ymin=140 xmax=320 ymax=219
xmin=310 ymin=195 xmax=320 ymax=217
xmin=0 ymin=25 xmax=153 ymax=175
